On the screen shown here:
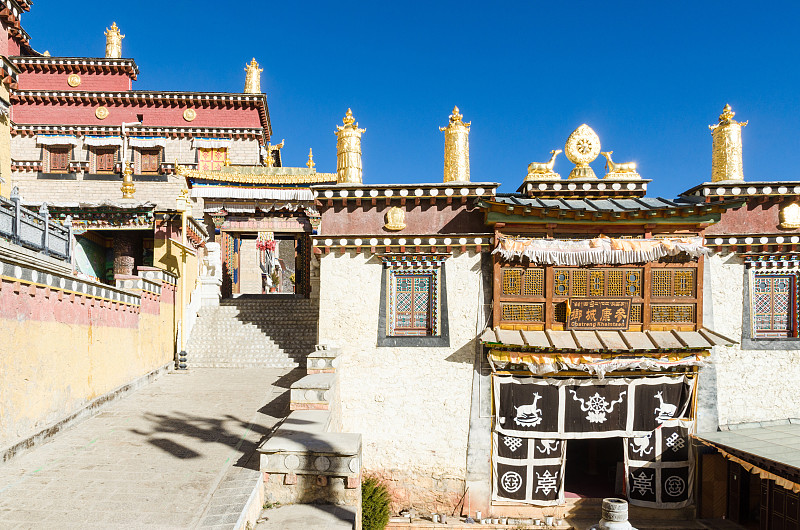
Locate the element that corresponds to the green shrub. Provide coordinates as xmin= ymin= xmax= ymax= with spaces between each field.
xmin=362 ymin=476 xmax=390 ymax=530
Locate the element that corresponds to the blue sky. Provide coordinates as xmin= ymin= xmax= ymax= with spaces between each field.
xmin=22 ymin=1 xmax=800 ymax=197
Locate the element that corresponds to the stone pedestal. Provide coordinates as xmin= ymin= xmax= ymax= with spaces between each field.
xmin=200 ymin=242 xmax=222 ymax=307
xmin=200 ymin=277 xmax=222 ymax=307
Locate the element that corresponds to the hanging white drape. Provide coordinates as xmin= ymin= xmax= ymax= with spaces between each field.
xmin=191 ymin=187 xmax=313 ymax=201
xmin=83 ymin=136 xmax=123 ymax=147
xmin=192 ymin=138 xmax=232 ymax=149
xmin=36 ymin=135 xmax=80 ymax=146
xmin=128 ymin=137 xmax=167 ymax=148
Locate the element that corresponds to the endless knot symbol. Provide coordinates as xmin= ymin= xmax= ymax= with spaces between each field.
xmin=665 ymin=432 xmax=686 ymax=453
xmin=503 ymin=436 xmax=523 ymax=452
xmin=501 ymin=471 xmax=523 ymax=493
xmin=632 ymin=470 xmax=654 ymax=496
xmin=535 ymin=470 xmax=559 ymax=495
xmin=664 ymin=476 xmax=686 ymax=497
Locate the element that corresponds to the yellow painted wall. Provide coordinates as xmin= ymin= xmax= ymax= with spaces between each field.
xmin=0 ymin=284 xmax=176 ymax=451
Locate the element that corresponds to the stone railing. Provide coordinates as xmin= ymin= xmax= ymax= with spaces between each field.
xmin=258 ymin=345 xmax=362 ymax=528
xmin=0 ymin=187 xmax=72 ymax=263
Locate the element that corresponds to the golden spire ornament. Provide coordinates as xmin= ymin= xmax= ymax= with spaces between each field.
xmin=306 ymin=148 xmax=315 ymax=169
xmin=121 ymin=161 xmax=135 ymax=199
xmin=709 ymin=104 xmax=747 ymax=182
xmin=244 ymin=58 xmax=263 ymax=94
xmin=440 ymin=106 xmax=471 ymax=183
xmin=104 ymin=22 xmax=124 ymax=59
xmin=335 ymin=109 xmax=366 ymax=184
xmin=564 ymin=124 xmax=601 ymax=179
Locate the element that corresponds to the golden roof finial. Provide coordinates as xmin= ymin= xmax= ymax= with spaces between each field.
xmin=306 ymin=148 xmax=315 ymax=169
xmin=440 ymin=105 xmax=471 ymax=183
xmin=104 ymin=22 xmax=124 ymax=59
xmin=244 ymin=58 xmax=263 ymax=94
xmin=710 ymin=104 xmax=747 ymax=182
xmin=43 ymin=50 xmax=50 ymax=57
xmin=335 ymin=108 xmax=366 ymax=184
xmin=449 ymin=105 xmax=463 ymax=123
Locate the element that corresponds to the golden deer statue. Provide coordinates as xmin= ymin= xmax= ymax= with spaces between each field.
xmin=528 ymin=149 xmax=562 ymax=174
xmin=600 ymin=151 xmax=637 ymax=175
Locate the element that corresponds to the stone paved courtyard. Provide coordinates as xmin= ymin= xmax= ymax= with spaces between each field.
xmin=0 ymin=368 xmax=300 ymax=529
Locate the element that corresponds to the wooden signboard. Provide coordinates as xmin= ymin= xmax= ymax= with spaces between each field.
xmin=566 ymin=298 xmax=631 ymax=330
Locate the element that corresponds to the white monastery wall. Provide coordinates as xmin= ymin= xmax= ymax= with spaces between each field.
xmin=707 ymin=252 xmax=800 ymax=427
xmin=318 ymin=250 xmax=484 ymax=508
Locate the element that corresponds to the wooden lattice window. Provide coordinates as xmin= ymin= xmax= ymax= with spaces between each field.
xmin=752 ymin=274 xmax=795 ymax=338
xmin=95 ymin=147 xmax=116 ymax=173
xmin=651 ymin=305 xmax=695 ymax=323
xmin=553 ymin=268 xmax=643 ymax=298
xmin=502 ymin=303 xmax=544 ymax=322
xmin=48 ymin=147 xmax=70 ymax=173
xmin=141 ymin=148 xmax=160 ymax=174
xmin=502 ymin=268 xmax=544 ymax=296
xmin=651 ymin=269 xmax=695 ymax=298
xmin=392 ymin=274 xmax=433 ymax=336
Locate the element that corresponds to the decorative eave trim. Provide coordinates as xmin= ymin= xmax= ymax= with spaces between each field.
xmin=180 ymin=164 xmax=336 ymax=185
xmin=480 ymin=200 xmax=727 ymax=223
xmin=378 ymin=253 xmax=451 ymax=269
xmin=313 ymin=234 xmax=494 ymax=254
xmin=707 ymin=234 xmax=800 ymax=255
xmin=11 ymin=89 xmax=267 ymax=106
xmin=311 ymin=183 xmax=497 ymax=207
xmin=0 ymin=56 xmax=19 ymax=87
xmin=10 ymin=56 xmax=139 ymax=79
xmin=744 ymin=255 xmax=800 ymax=270
xmin=11 ymin=124 xmax=265 ymax=142
xmin=682 ymin=182 xmax=800 ymax=199
xmin=0 ymin=2 xmax=31 ymax=45
xmin=519 ymin=178 xmax=649 ymax=198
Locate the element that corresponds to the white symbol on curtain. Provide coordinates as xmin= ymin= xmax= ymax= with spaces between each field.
xmin=538 ymin=440 xmax=560 ymax=455
xmin=535 ymin=470 xmax=559 ymax=495
xmin=569 ymin=390 xmax=626 ymax=424
xmin=503 ymin=436 xmax=523 ymax=452
xmin=664 ymin=476 xmax=686 ymax=497
xmin=654 ymin=391 xmax=678 ymax=424
xmin=501 ymin=471 xmax=523 ymax=493
xmin=665 ymin=433 xmax=686 ymax=453
xmin=631 ymin=471 xmax=654 ymax=496
xmin=513 ymin=393 xmax=543 ymax=427
xmin=630 ymin=432 xmax=653 ymax=457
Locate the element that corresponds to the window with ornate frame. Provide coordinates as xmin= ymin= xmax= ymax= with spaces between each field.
xmin=377 ymin=255 xmax=449 ymax=347
xmin=198 ymin=147 xmax=227 ymax=171
xmin=751 ymin=272 xmax=797 ymax=338
xmin=92 ymin=147 xmax=117 ymax=174
xmin=45 ymin=146 xmax=71 ymax=173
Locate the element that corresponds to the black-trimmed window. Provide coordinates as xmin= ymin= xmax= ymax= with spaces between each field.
xmin=139 ymin=148 xmax=161 ymax=174
xmin=377 ymin=257 xmax=449 ymax=347
xmin=95 ymin=147 xmax=116 ymax=173
xmin=752 ymin=273 xmax=797 ymax=338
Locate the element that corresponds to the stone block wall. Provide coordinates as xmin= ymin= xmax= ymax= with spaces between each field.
xmin=317 ymin=250 xmax=485 ymax=512
xmin=705 ymin=252 xmax=800 ymax=428
xmin=0 ymin=244 xmax=178 ymax=459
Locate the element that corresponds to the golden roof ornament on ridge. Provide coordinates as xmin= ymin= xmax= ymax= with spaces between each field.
xmin=244 ymin=58 xmax=263 ymax=94
xmin=440 ymin=106 xmax=471 ymax=183
xmin=104 ymin=22 xmax=124 ymax=59
xmin=525 ymin=150 xmax=562 ymax=181
xmin=709 ymin=103 xmax=747 ymax=182
xmin=335 ymin=108 xmax=366 ymax=184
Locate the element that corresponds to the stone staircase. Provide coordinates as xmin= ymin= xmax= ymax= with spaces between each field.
xmin=185 ymin=297 xmax=319 ymax=368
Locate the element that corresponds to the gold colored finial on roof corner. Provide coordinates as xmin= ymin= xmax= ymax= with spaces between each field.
xmin=244 ymin=58 xmax=263 ymax=94
xmin=43 ymin=50 xmax=50 ymax=57
xmin=306 ymin=148 xmax=315 ymax=169
xmin=441 ymin=105 xmax=471 ymax=183
xmin=335 ymin=108 xmax=365 ymax=183
xmin=343 ymin=108 xmax=355 ymax=126
xmin=104 ymin=22 xmax=124 ymax=59
xmin=710 ymin=104 xmax=746 ymax=182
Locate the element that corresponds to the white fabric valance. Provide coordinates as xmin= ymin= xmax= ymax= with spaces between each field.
xmin=36 ymin=135 xmax=80 ymax=146
xmin=191 ymin=187 xmax=313 ymax=201
xmin=83 ymin=136 xmax=123 ymax=147
xmin=129 ymin=137 xmax=167 ymax=149
xmin=494 ymin=235 xmax=710 ymax=266
xmin=192 ymin=138 xmax=231 ymax=149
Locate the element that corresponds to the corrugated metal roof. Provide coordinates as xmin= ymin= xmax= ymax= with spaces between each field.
xmin=492 ymin=195 xmax=698 ymax=212
xmin=696 ymin=423 xmax=800 ymax=471
xmin=480 ymin=327 xmax=736 ymax=351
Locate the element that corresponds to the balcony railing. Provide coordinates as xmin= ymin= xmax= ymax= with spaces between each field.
xmin=0 ymin=186 xmax=72 ymax=262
